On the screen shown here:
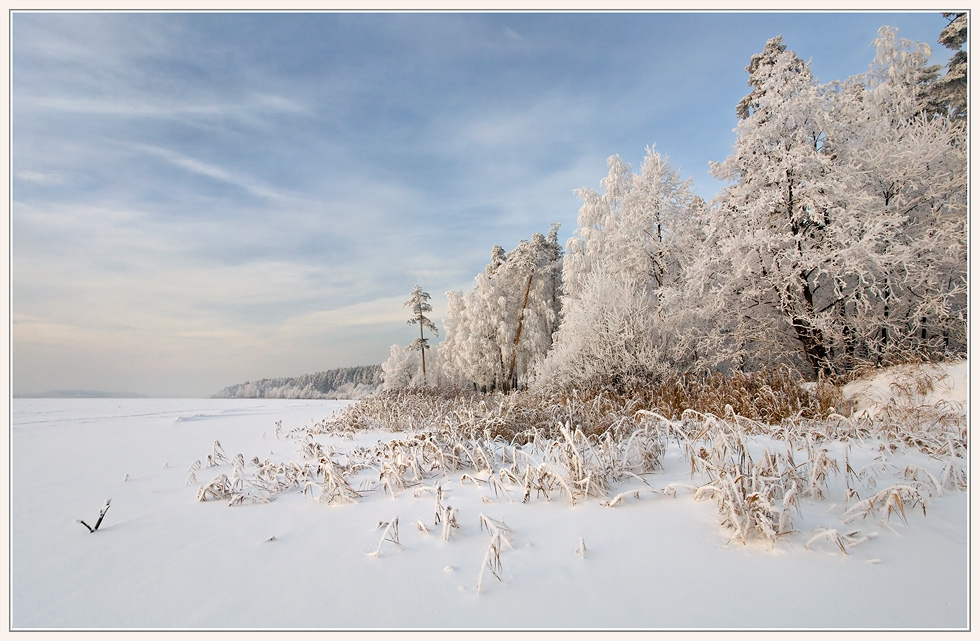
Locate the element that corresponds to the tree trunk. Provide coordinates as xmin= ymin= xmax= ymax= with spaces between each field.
xmin=419 ymin=313 xmax=427 ymax=383
xmin=507 ymin=274 xmax=534 ymax=387
xmin=879 ymin=277 xmax=891 ymax=366
xmin=791 ymin=315 xmax=833 ymax=376
xmin=787 ymin=275 xmax=833 ymax=376
xmin=839 ymin=298 xmax=857 ymax=374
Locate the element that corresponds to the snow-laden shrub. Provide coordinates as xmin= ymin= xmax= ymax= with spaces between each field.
xmin=530 ymin=264 xmax=671 ymax=394
xmin=381 ymin=343 xmax=424 ymax=391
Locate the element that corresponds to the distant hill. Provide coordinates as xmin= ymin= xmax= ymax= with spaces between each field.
xmin=16 ymin=390 xmax=148 ymax=399
xmin=212 ymin=365 xmax=382 ymax=399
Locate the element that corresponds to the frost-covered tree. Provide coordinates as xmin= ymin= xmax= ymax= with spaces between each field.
xmin=704 ymin=36 xmax=845 ymax=375
xmin=934 ymin=12 xmax=967 ymax=120
xmin=564 ymin=147 xmax=699 ymax=294
xmin=688 ymin=31 xmax=966 ymax=377
xmin=404 ymin=285 xmax=438 ymax=384
xmin=439 ymin=271 xmax=508 ymax=390
xmin=534 ymin=146 xmax=703 ymax=390
xmin=439 ymin=226 xmax=562 ymax=391
xmin=532 ymin=263 xmax=666 ymax=389
xmin=381 ymin=343 xmax=422 ymax=390
xmin=499 ymin=227 xmax=563 ymax=387
xmin=561 ymin=154 xmax=633 ymax=300
xmin=862 ymin=26 xmax=942 ymax=119
xmin=828 ymin=26 xmax=967 ymax=366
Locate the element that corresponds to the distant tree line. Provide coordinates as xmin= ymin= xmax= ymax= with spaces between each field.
xmin=213 ymin=365 xmax=382 ymax=399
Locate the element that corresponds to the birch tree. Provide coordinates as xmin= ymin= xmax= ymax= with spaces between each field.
xmin=439 ymin=227 xmax=562 ymax=391
xmin=534 ymin=146 xmax=702 ymax=390
xmin=381 ymin=343 xmax=422 ymax=390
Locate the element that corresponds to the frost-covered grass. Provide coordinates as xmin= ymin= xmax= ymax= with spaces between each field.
xmin=10 ymin=361 xmax=969 ymax=630
xmin=316 ymin=362 xmax=967 ymax=550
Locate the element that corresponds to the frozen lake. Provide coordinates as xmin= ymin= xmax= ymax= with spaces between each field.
xmin=10 ymin=396 xmax=969 ymax=630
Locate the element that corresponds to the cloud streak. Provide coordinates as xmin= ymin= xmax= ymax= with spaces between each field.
xmin=132 ymin=144 xmax=309 ymax=204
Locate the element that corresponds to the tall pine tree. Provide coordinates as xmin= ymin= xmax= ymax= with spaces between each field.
xmin=404 ymin=285 xmax=438 ymax=384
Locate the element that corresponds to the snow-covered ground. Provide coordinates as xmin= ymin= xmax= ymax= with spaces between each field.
xmin=10 ymin=363 xmax=971 ymax=631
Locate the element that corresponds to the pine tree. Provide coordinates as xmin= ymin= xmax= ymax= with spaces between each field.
xmin=935 ymin=12 xmax=967 ymax=120
xmin=404 ymin=285 xmax=438 ymax=384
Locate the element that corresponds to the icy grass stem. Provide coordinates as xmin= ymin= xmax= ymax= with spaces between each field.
xmin=369 ymin=517 xmax=402 ymax=557
xmin=477 ymin=514 xmax=514 ymax=594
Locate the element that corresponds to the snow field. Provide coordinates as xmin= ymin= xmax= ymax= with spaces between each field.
xmin=10 ymin=367 xmax=970 ymax=630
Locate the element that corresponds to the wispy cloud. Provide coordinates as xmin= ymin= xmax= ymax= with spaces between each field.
xmin=132 ymin=144 xmax=308 ymax=204
xmin=13 ymin=170 xmax=73 ymax=185
xmin=23 ymin=91 xmax=313 ymax=123
xmin=446 ymin=96 xmax=595 ymax=152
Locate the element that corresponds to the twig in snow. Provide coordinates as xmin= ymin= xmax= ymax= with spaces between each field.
xmin=77 ymin=499 xmax=111 ymax=533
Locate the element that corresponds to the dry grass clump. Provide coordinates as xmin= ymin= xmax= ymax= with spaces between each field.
xmin=650 ymin=411 xmax=802 ymax=546
xmin=867 ymin=368 xmax=966 ymax=457
xmin=805 ymin=528 xmax=877 ymax=554
xmin=843 ymin=484 xmax=931 ymax=526
xmin=568 ymin=365 xmax=845 ymax=423
xmin=322 ymin=366 xmax=844 ymax=445
xmin=76 ymin=499 xmax=112 ymax=533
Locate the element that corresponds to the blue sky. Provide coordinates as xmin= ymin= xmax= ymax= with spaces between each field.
xmin=11 ymin=11 xmax=957 ymax=397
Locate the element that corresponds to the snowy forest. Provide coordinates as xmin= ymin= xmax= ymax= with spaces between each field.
xmin=213 ymin=365 xmax=382 ymax=399
xmin=384 ymin=20 xmax=968 ymax=395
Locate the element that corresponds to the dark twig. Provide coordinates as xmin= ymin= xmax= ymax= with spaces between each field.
xmin=77 ymin=499 xmax=111 ymax=533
